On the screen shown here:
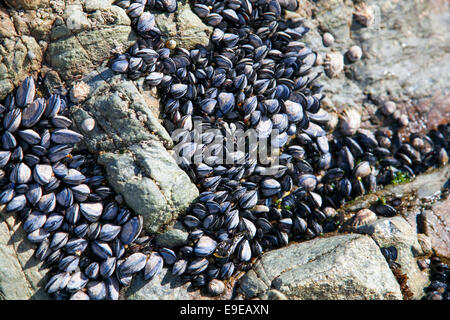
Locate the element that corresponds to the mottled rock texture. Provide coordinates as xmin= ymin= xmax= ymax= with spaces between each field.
xmin=237 ymin=234 xmax=403 ymax=300
xmin=296 ymin=0 xmax=450 ymax=134
xmin=71 ymin=69 xmax=198 ymax=234
xmin=0 ymin=207 xmax=50 ymax=300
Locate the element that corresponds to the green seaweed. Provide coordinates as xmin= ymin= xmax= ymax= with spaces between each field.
xmin=391 ymin=171 xmax=412 ymax=185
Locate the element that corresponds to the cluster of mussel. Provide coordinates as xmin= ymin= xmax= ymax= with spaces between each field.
xmin=111 ymin=0 xmax=450 ymax=290
xmin=0 ymin=77 xmax=171 ymax=300
xmin=1 ymin=0 xmax=448 ymax=300
xmin=423 ymin=257 xmax=449 ymax=300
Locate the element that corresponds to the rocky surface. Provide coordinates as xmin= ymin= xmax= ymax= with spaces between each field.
xmin=0 ymin=206 xmax=50 ymax=300
xmin=71 ymin=68 xmax=199 ymax=233
xmin=355 ymin=217 xmax=429 ymax=299
xmin=0 ymin=0 xmax=448 ymax=300
xmin=237 ymin=234 xmax=403 ymax=300
xmin=154 ymin=0 xmax=212 ymax=49
xmin=294 ymin=0 xmax=450 ymax=134
xmin=422 ymin=199 xmax=450 ymax=259
xmin=47 ymin=2 xmax=136 ymax=82
xmin=125 ymin=269 xmax=203 ymax=300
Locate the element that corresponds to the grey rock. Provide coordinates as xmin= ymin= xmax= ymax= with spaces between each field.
xmin=155 ymin=221 xmax=189 ymax=249
xmin=154 ymin=0 xmax=212 ymax=50
xmin=71 ymin=68 xmax=198 ymax=234
xmin=0 ymin=215 xmax=33 ymax=300
xmin=71 ymin=68 xmax=172 ymax=150
xmin=125 ymin=269 xmax=206 ymax=300
xmin=355 ymin=216 xmax=429 ymax=299
xmin=0 ymin=206 xmax=50 ymax=300
xmin=47 ymin=4 xmax=136 ymax=81
xmin=98 ymin=144 xmax=198 ymax=234
xmin=238 ymin=234 xmax=403 ymax=300
xmin=295 ymin=0 xmax=450 ymax=132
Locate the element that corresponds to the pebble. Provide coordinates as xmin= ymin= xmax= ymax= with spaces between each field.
xmin=81 ymin=118 xmax=96 ymax=132
xmin=322 ymin=32 xmax=335 ymax=47
xmin=382 ymin=101 xmax=396 ymax=115
xmin=347 ymin=45 xmax=363 ymax=62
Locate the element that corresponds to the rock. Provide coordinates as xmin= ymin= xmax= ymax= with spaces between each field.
xmin=154 ymin=0 xmax=212 ymax=50
xmin=355 ymin=216 xmax=429 ymax=299
xmin=4 ymin=0 xmax=48 ymax=10
xmin=0 ymin=213 xmax=33 ymax=300
xmin=422 ymin=198 xmax=450 ymax=258
xmin=69 ymin=69 xmax=198 ymax=234
xmin=99 ymin=143 xmax=198 ymax=234
xmin=125 ymin=269 xmax=205 ymax=300
xmin=0 ymin=206 xmax=50 ymax=300
xmin=155 ymin=222 xmax=189 ymax=249
xmin=71 ymin=68 xmax=172 ymax=150
xmin=84 ymin=0 xmax=114 ymax=12
xmin=237 ymin=234 xmax=403 ymax=300
xmin=0 ymin=8 xmax=43 ymax=100
xmin=47 ymin=4 xmax=136 ymax=82
xmin=294 ymin=0 xmax=450 ymax=133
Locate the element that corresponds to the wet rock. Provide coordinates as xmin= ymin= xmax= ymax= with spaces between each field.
xmin=98 ymin=143 xmax=198 ymax=234
xmin=154 ymin=0 xmax=212 ymax=50
xmin=238 ymin=234 xmax=403 ymax=300
xmin=355 ymin=216 xmax=429 ymax=299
